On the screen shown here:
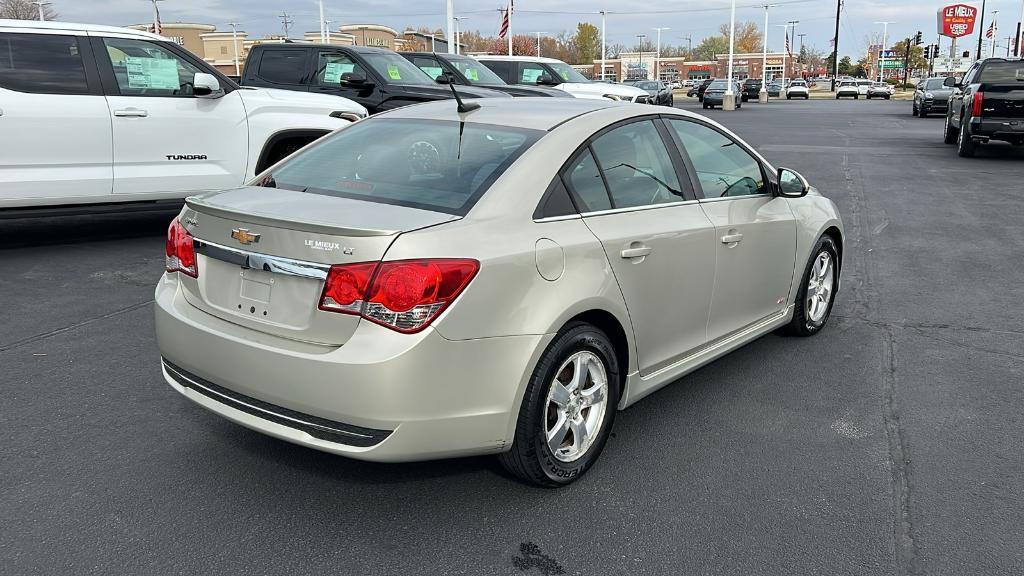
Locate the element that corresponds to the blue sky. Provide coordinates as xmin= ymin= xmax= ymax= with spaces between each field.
xmin=58 ymin=0 xmax=1024 ymax=59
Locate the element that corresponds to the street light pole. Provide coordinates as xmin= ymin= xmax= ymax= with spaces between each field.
xmin=318 ymin=0 xmax=326 ymax=43
xmin=990 ymin=11 xmax=999 ymax=57
xmin=535 ymin=32 xmax=548 ymax=57
xmin=653 ymin=27 xmax=670 ymax=82
xmin=228 ymin=22 xmax=241 ymax=76
xmin=636 ymin=33 xmax=647 ymax=79
xmin=600 ymin=10 xmax=608 ymax=81
xmin=446 ymin=0 xmax=455 ymax=54
xmin=761 ymin=4 xmax=776 ymax=103
xmin=723 ymin=0 xmax=738 ymax=110
xmin=1016 ymin=0 xmax=1024 ymax=57
xmin=32 ymin=1 xmax=49 ymax=20
xmin=875 ymin=21 xmax=894 ymax=82
xmin=453 ymin=17 xmax=467 ymax=55
xmin=976 ymin=0 xmax=988 ymax=60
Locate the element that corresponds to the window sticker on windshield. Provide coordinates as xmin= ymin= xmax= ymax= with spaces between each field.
xmin=465 ymin=67 xmax=479 ymax=81
xmin=387 ymin=64 xmax=402 ymax=80
xmin=323 ymin=62 xmax=353 ymax=83
xmin=560 ymin=71 xmax=569 ymax=80
xmin=124 ymin=56 xmax=179 ymax=89
xmin=522 ymin=69 xmax=543 ymax=83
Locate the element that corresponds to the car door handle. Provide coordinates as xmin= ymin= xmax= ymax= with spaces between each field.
xmin=620 ymin=246 xmax=652 ymax=259
xmin=720 ymin=233 xmax=744 ymax=244
xmin=113 ymin=108 xmax=148 ymax=117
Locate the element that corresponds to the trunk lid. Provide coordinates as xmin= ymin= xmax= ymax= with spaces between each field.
xmin=178 ymin=186 xmax=459 ymax=346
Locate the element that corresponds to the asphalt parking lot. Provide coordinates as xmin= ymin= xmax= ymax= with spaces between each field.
xmin=3 ymin=98 xmax=1023 ymax=576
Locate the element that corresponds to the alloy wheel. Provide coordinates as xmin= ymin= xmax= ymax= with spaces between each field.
xmin=805 ymin=252 xmax=835 ymax=324
xmin=545 ymin=351 xmax=609 ymax=463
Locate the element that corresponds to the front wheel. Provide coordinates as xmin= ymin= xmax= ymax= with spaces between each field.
xmin=499 ymin=323 xmax=620 ymax=487
xmin=785 ymin=236 xmax=840 ymax=337
xmin=943 ymin=113 xmax=958 ymax=144
xmin=854 ymin=95 xmax=859 ymax=100
xmin=957 ymin=117 xmax=977 ymax=157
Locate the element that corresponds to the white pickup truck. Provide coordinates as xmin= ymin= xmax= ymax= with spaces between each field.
xmin=0 ymin=20 xmax=366 ymax=213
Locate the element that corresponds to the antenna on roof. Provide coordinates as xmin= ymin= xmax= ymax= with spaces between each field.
xmin=442 ymin=73 xmax=480 ymax=113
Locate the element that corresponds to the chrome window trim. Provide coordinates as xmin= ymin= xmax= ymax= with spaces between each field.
xmin=194 ymin=239 xmax=331 ymax=281
xmin=533 ymin=214 xmax=583 ymax=223
xmin=578 ymin=199 xmax=700 ymax=218
xmin=697 ymin=193 xmax=772 ymax=204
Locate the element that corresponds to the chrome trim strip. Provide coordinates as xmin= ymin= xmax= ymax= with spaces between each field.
xmin=697 ymin=193 xmax=772 ymax=204
xmin=163 ymin=362 xmax=372 ymax=440
xmin=579 ymin=199 xmax=700 ymax=218
xmin=533 ymin=214 xmax=583 ymax=223
xmin=194 ymin=240 xmax=330 ymax=281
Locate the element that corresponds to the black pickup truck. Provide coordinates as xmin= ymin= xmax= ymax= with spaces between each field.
xmin=942 ymin=58 xmax=1024 ymax=157
xmin=240 ymin=44 xmax=510 ymax=114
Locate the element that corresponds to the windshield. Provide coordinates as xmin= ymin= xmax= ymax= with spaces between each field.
xmin=978 ymin=61 xmax=1024 ymax=83
xmin=709 ymin=80 xmax=730 ymax=88
xmin=362 ymin=52 xmax=434 ymax=85
xmin=444 ymin=55 xmax=505 ymax=84
xmin=546 ymin=61 xmax=590 ymax=83
xmin=923 ymin=78 xmax=946 ymax=89
xmin=268 ymin=119 xmax=543 ymax=216
xmin=635 ymin=81 xmax=660 ymax=90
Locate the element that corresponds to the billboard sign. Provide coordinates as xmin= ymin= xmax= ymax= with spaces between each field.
xmin=933 ymin=56 xmax=974 ymax=73
xmin=937 ymin=4 xmax=978 ymax=38
xmin=878 ymin=49 xmax=898 ymax=58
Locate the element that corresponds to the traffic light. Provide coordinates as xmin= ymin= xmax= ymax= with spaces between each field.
xmin=934 ymin=45 xmax=942 ymax=58
xmin=914 ymin=31 xmax=923 ymax=46
xmin=963 ymin=50 xmax=971 ymax=58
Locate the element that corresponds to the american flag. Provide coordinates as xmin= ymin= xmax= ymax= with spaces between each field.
xmin=785 ymin=33 xmax=792 ymax=57
xmin=985 ymin=21 xmax=995 ymax=39
xmin=499 ymin=0 xmax=513 ymax=39
xmin=149 ymin=0 xmax=162 ymax=35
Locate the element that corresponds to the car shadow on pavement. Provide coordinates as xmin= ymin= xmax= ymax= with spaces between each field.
xmin=0 ymin=207 xmax=181 ymax=250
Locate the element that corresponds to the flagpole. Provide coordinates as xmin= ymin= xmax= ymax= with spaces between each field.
xmin=446 ymin=0 xmax=455 ymax=54
xmin=508 ymin=1 xmax=513 ymax=55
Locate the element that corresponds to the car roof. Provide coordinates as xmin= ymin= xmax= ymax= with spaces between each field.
xmin=473 ymin=55 xmax=566 ymax=64
xmin=0 ymin=18 xmax=164 ymax=40
xmin=374 ymin=98 xmax=701 ymax=132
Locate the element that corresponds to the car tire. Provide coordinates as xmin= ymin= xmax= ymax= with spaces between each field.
xmin=957 ymin=116 xmax=977 ymax=157
xmin=913 ymin=103 xmax=919 ymax=115
xmin=854 ymin=95 xmax=859 ymax=100
xmin=867 ymin=94 xmax=872 ymax=100
xmin=943 ymin=113 xmax=958 ymax=144
xmin=499 ymin=322 xmax=620 ymax=487
xmin=835 ymin=94 xmax=840 ymax=99
xmin=884 ymin=95 xmax=890 ymax=100
xmin=784 ymin=235 xmax=840 ymax=337
xmin=805 ymin=95 xmax=810 ymax=100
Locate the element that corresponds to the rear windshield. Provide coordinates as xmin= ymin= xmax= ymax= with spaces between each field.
xmin=265 ymin=119 xmax=543 ymax=215
xmin=979 ymin=61 xmax=1024 ymax=83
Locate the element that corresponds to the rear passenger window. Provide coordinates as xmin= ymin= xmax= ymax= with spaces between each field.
xmin=590 ymin=120 xmax=684 ymax=208
xmin=257 ymin=50 xmax=307 ymax=84
xmin=564 ymin=149 xmax=612 ymax=212
xmin=0 ymin=33 xmax=90 ymax=95
xmin=480 ymin=60 xmax=511 ymax=82
xmin=409 ymin=56 xmax=444 ymax=80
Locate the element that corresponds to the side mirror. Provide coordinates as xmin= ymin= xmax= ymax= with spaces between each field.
xmin=340 ymin=72 xmax=373 ymax=88
xmin=536 ymin=74 xmax=559 ymax=86
xmin=435 ymin=74 xmax=452 ymax=85
xmin=777 ymin=167 xmax=809 ymax=198
xmin=943 ymin=76 xmax=961 ymax=88
xmin=193 ymin=72 xmax=223 ymax=98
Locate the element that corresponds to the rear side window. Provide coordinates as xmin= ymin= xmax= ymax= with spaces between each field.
xmin=256 ymin=50 xmax=306 ymax=84
xmin=589 ymin=120 xmax=684 ymax=209
xmin=267 ymin=119 xmax=543 ymax=215
xmin=978 ymin=61 xmax=1024 ymax=83
xmin=0 ymin=33 xmax=89 ymax=95
xmin=408 ymin=55 xmax=445 ymax=80
xmin=479 ymin=60 xmax=512 ymax=82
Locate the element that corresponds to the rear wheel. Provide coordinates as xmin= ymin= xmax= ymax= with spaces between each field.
xmin=957 ymin=116 xmax=978 ymax=157
xmin=785 ymin=236 xmax=839 ymax=337
xmin=499 ymin=323 xmax=620 ymax=487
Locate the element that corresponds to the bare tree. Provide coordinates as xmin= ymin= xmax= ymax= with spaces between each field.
xmin=0 ymin=0 xmax=58 ymax=20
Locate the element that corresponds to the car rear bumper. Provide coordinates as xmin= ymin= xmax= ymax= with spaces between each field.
xmin=970 ymin=117 xmax=1024 ymax=143
xmin=154 ymin=276 xmax=550 ymax=462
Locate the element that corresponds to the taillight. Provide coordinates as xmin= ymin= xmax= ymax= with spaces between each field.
xmin=972 ymin=91 xmax=984 ymax=117
xmin=318 ymin=259 xmax=479 ymax=333
xmin=165 ymin=219 xmax=197 ymax=278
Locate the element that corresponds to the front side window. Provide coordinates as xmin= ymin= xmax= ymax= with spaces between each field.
xmin=267 ymin=119 xmax=542 ymax=215
xmin=0 ymin=32 xmax=89 ymax=95
xmin=519 ymin=62 xmax=549 ymax=84
xmin=407 ymin=55 xmax=445 ymax=81
xmin=669 ymin=119 xmax=766 ymax=199
xmin=316 ymin=52 xmax=365 ymax=85
xmin=102 ymin=38 xmax=203 ymax=96
xmin=590 ymin=120 xmax=684 ymax=209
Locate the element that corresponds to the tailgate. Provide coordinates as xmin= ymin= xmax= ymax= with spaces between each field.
xmin=177 ymin=187 xmax=458 ymax=346
xmin=980 ymin=85 xmax=1024 ymax=119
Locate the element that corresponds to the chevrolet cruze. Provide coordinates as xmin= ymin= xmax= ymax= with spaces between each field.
xmin=156 ymin=98 xmax=844 ymax=486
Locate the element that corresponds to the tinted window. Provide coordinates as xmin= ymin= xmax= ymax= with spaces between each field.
xmin=536 ymin=178 xmax=577 ymax=219
xmin=362 ymin=52 xmax=433 ymax=84
xmin=257 ymin=50 xmax=307 ymax=84
xmin=479 ymin=60 xmax=512 ymax=82
xmin=564 ymin=149 xmax=612 ymax=212
xmin=590 ymin=121 xmax=683 ymax=209
xmin=669 ymin=119 xmax=766 ymax=198
xmin=102 ymin=38 xmax=203 ymax=97
xmin=408 ymin=55 xmax=445 ymax=80
xmin=444 ymin=55 xmax=505 ymax=84
xmin=979 ymin=61 xmax=1024 ymax=83
xmin=268 ymin=119 xmax=542 ymax=215
xmin=315 ymin=52 xmax=366 ymax=86
xmin=0 ymin=33 xmax=89 ymax=95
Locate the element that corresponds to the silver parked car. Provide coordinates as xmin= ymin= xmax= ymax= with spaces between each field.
xmin=157 ymin=98 xmax=844 ymax=486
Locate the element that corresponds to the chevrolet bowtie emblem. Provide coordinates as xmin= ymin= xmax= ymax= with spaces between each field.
xmin=231 ymin=228 xmax=261 ymax=245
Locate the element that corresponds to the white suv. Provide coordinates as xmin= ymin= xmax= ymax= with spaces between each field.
xmin=0 ymin=20 xmax=366 ymax=211
xmin=473 ymin=55 xmax=650 ymax=103
xmin=835 ymin=80 xmax=860 ymax=99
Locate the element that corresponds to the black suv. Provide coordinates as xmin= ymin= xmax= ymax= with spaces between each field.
xmin=740 ymin=79 xmax=763 ymax=102
xmin=241 ymin=44 xmax=510 ymax=114
xmin=693 ymin=78 xmax=714 ymax=102
xmin=401 ymin=52 xmax=569 ymax=98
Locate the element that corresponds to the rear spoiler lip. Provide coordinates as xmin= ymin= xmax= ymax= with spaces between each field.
xmin=185 ymin=196 xmax=460 ymax=238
